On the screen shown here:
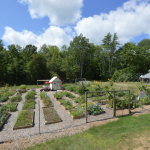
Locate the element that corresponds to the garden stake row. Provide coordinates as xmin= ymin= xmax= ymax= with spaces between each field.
xmin=85 ymin=90 xmax=130 ymax=123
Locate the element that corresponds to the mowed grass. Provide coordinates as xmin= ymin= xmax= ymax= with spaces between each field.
xmin=25 ymin=114 xmax=150 ymax=150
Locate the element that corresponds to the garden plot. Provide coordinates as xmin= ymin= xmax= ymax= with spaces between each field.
xmin=13 ymin=110 xmax=34 ymax=130
xmin=40 ymin=92 xmax=53 ymax=108
xmin=43 ymin=108 xmax=62 ymax=124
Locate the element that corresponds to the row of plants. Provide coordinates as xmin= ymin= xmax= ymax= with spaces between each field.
xmin=54 ymin=91 xmax=105 ymax=117
xmin=40 ymin=92 xmax=53 ymax=107
xmin=22 ymin=91 xmax=36 ymax=110
xmin=0 ymin=105 xmax=9 ymax=127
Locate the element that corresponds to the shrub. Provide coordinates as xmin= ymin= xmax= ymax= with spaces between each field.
xmin=20 ymin=85 xmax=26 ymax=89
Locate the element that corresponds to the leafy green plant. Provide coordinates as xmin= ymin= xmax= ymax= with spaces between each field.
xmin=25 ymin=91 xmax=36 ymax=100
xmin=69 ymin=109 xmax=82 ymax=117
xmin=81 ymin=102 xmax=94 ymax=110
xmin=87 ymin=104 xmax=104 ymax=115
xmin=76 ymin=84 xmax=88 ymax=95
xmin=0 ymin=94 xmax=9 ymax=102
xmin=10 ymin=94 xmax=22 ymax=102
xmin=63 ymin=101 xmax=73 ymax=109
xmin=75 ymin=95 xmax=85 ymax=104
xmin=63 ymin=92 xmax=75 ymax=98
xmin=53 ymin=92 xmax=63 ymax=99
xmin=3 ymin=103 xmax=17 ymax=112
xmin=40 ymin=92 xmax=47 ymax=99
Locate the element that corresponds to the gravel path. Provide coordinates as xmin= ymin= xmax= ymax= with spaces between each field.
xmin=0 ymin=88 xmax=150 ymax=149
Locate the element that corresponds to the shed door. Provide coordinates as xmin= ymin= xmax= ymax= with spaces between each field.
xmin=53 ymin=82 xmax=56 ymax=90
xmin=57 ymin=82 xmax=61 ymax=90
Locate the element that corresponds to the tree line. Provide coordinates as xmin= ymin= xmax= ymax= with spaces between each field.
xmin=0 ymin=33 xmax=150 ymax=85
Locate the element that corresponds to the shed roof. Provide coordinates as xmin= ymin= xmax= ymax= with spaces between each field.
xmin=141 ymin=73 xmax=150 ymax=78
xmin=49 ymin=76 xmax=62 ymax=83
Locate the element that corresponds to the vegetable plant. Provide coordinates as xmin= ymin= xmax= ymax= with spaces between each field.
xmin=87 ymin=105 xmax=104 ymax=115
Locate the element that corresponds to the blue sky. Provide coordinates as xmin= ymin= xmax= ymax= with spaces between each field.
xmin=1 ymin=0 xmax=150 ymax=50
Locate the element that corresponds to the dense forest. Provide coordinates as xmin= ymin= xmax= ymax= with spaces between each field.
xmin=0 ymin=33 xmax=150 ymax=85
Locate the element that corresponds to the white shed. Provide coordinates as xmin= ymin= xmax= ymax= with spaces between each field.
xmin=49 ymin=76 xmax=63 ymax=91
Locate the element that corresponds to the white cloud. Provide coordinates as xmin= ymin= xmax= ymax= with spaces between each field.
xmin=2 ymin=26 xmax=72 ymax=50
xmin=74 ymin=0 xmax=150 ymax=46
xmin=18 ymin=0 xmax=83 ymax=26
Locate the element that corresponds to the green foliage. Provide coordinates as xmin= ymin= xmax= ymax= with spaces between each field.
xmin=69 ymin=109 xmax=82 ymax=117
xmin=20 ymin=85 xmax=26 ymax=89
xmin=25 ymin=91 xmax=36 ymax=100
xmin=22 ymin=101 xmax=35 ymax=110
xmin=10 ymin=95 xmax=22 ymax=102
xmin=63 ymin=92 xmax=75 ymax=98
xmin=14 ymin=110 xmax=33 ymax=127
xmin=3 ymin=103 xmax=17 ymax=112
xmin=0 ymin=94 xmax=9 ymax=102
xmin=81 ymin=102 xmax=94 ymax=110
xmin=76 ymin=84 xmax=88 ymax=95
xmin=43 ymin=96 xmax=52 ymax=107
xmin=87 ymin=105 xmax=104 ymax=115
xmin=63 ymin=101 xmax=73 ymax=109
xmin=40 ymin=92 xmax=47 ymax=99
xmin=53 ymin=92 xmax=63 ymax=99
xmin=75 ymin=95 xmax=85 ymax=104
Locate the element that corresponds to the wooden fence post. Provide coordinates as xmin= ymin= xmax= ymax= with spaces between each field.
xmin=85 ymin=92 xmax=87 ymax=123
xmin=113 ymin=91 xmax=116 ymax=117
xmin=129 ymin=90 xmax=130 ymax=114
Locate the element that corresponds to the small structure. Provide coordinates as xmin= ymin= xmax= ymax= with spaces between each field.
xmin=139 ymin=70 xmax=150 ymax=83
xmin=49 ymin=76 xmax=63 ymax=91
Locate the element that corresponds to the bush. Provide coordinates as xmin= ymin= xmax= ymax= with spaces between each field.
xmin=20 ymin=85 xmax=26 ymax=89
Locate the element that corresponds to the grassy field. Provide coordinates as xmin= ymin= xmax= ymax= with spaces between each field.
xmin=24 ymin=114 xmax=150 ymax=150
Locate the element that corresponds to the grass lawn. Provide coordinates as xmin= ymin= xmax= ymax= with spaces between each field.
xmin=25 ymin=114 xmax=150 ymax=150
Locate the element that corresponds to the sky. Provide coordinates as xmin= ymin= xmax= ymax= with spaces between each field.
xmin=1 ymin=0 xmax=150 ymax=50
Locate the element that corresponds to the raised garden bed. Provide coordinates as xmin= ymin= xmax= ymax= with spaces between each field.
xmin=43 ymin=108 xmax=62 ymax=124
xmin=9 ymin=94 xmax=22 ymax=102
xmin=68 ymin=109 xmax=84 ymax=119
xmin=4 ymin=102 xmax=18 ymax=112
xmin=13 ymin=110 xmax=34 ymax=130
xmin=58 ymin=99 xmax=67 ymax=105
xmin=93 ymin=111 xmax=105 ymax=116
xmin=0 ymin=113 xmax=11 ymax=130
xmin=22 ymin=100 xmax=35 ymax=110
xmin=41 ymin=100 xmax=53 ymax=108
